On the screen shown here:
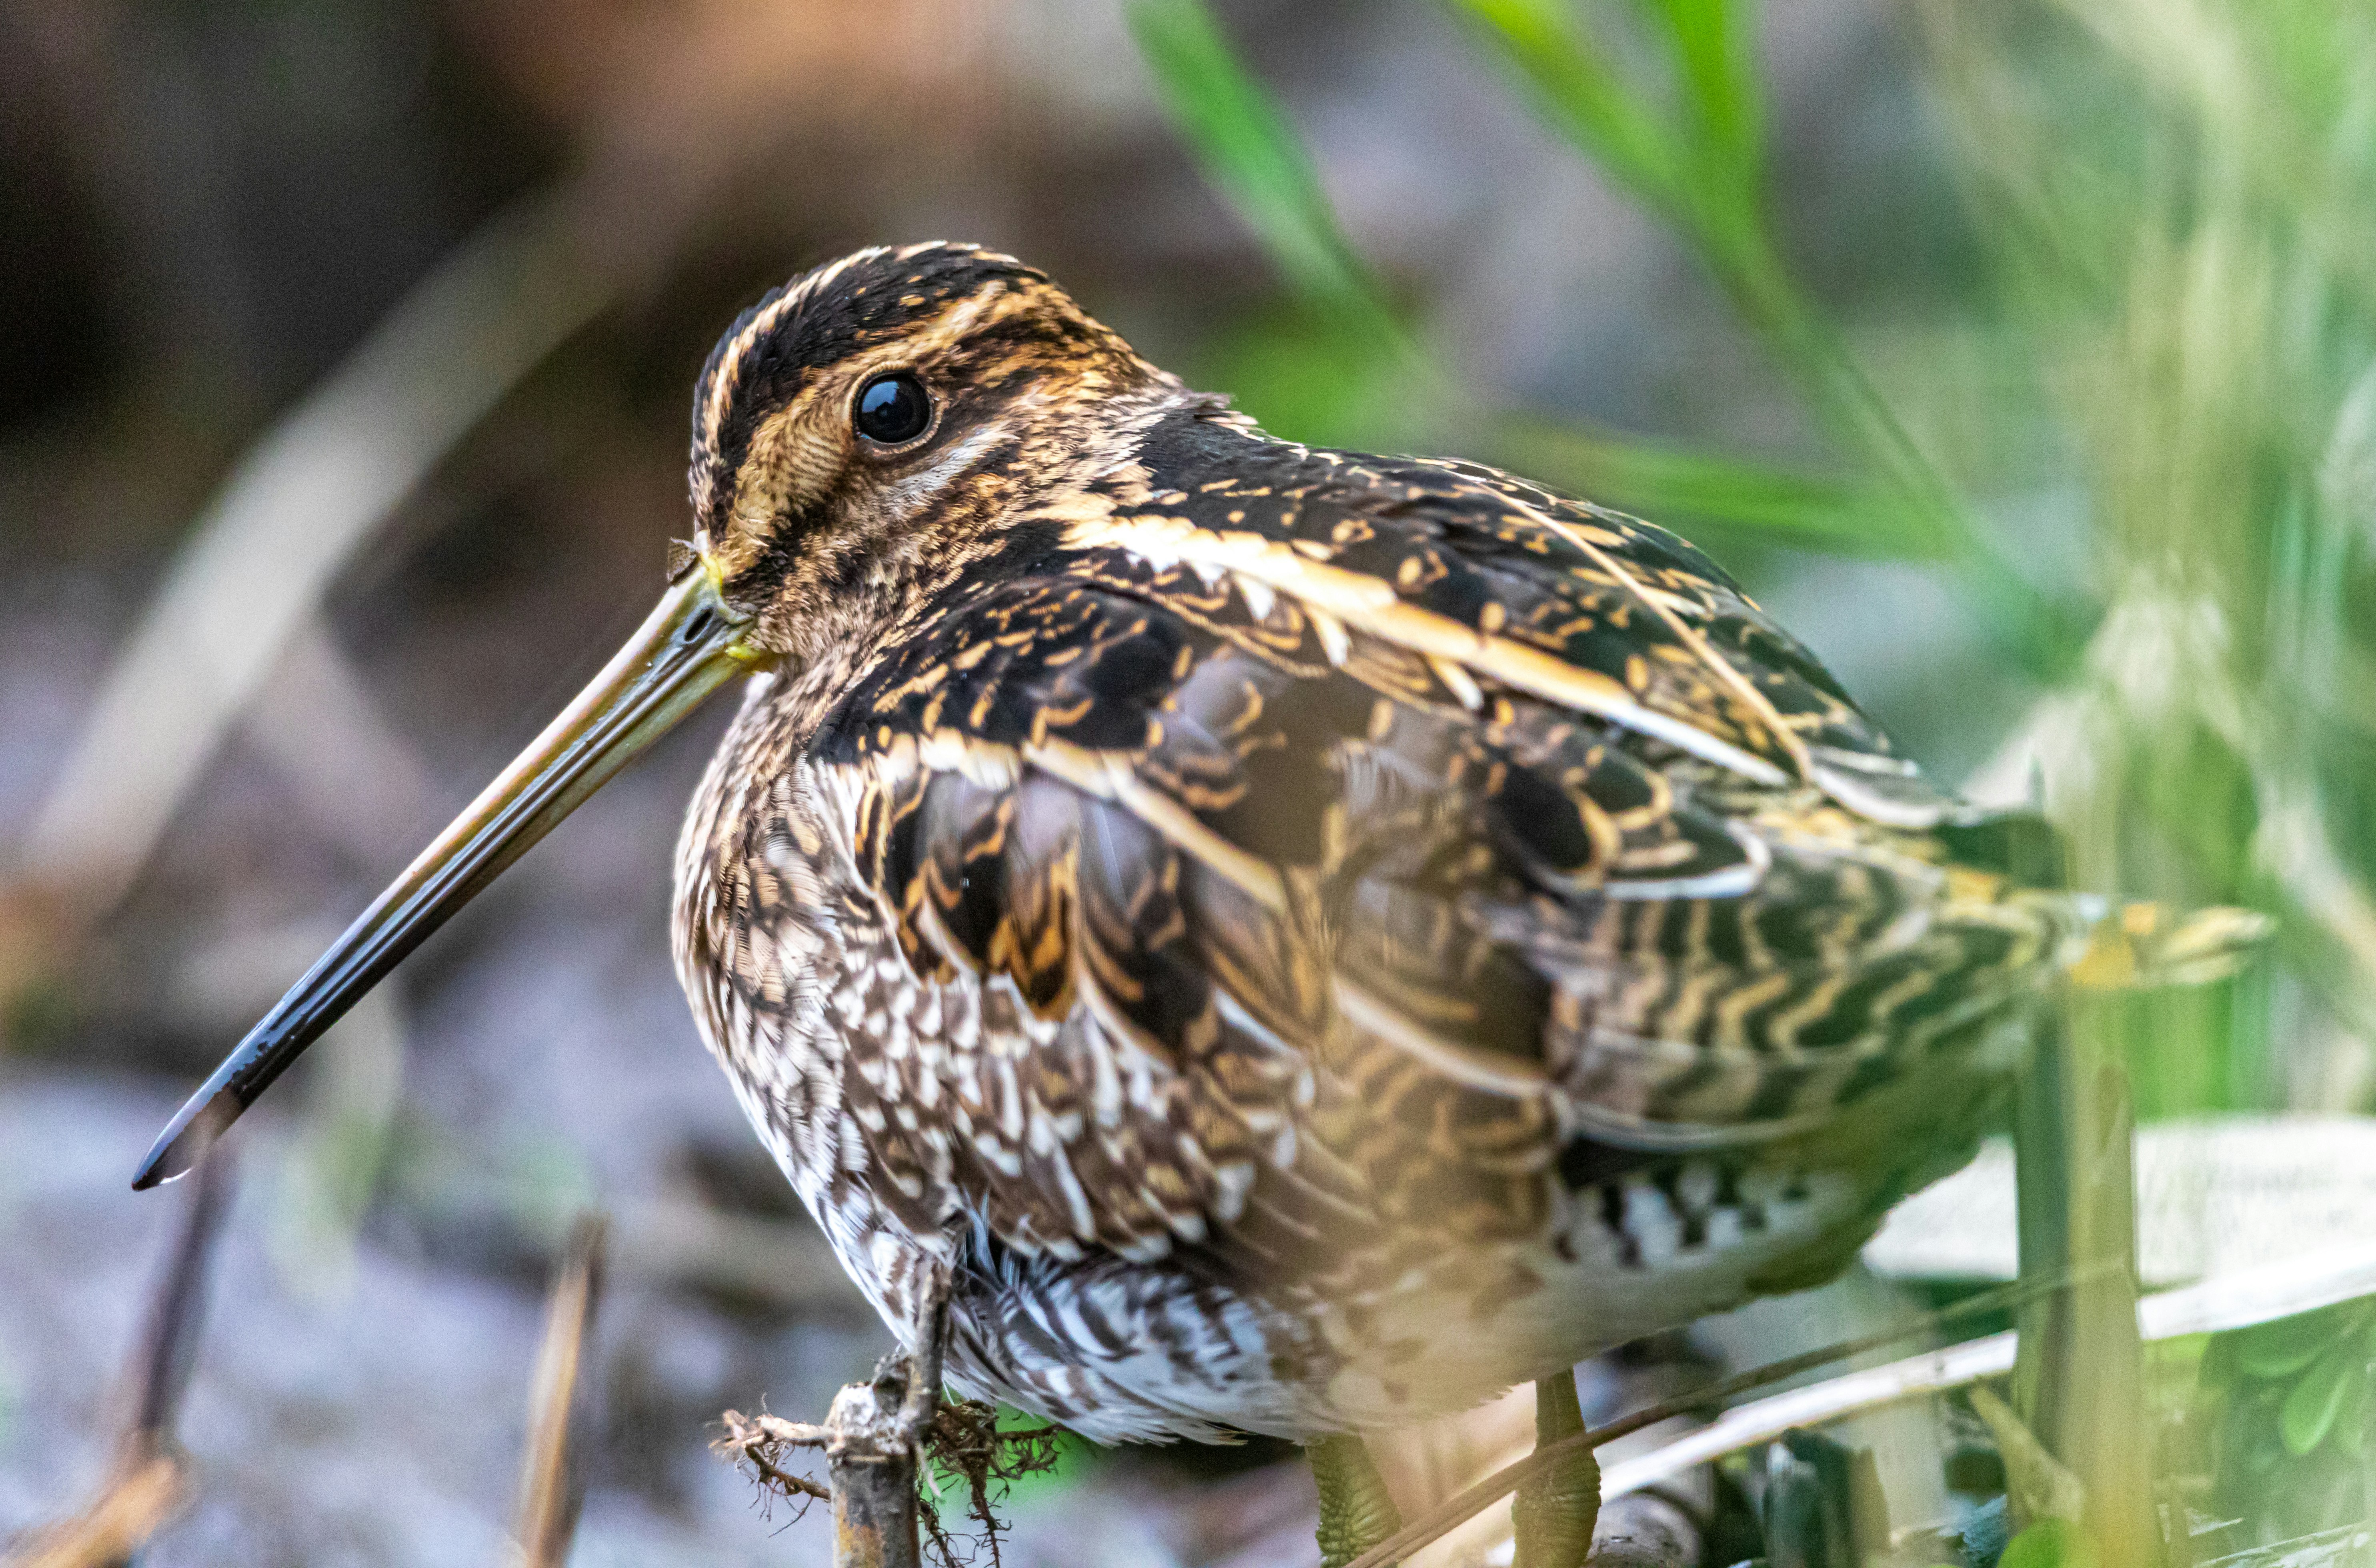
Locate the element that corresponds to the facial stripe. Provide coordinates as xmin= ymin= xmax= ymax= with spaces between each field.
xmin=692 ymin=248 xmax=890 ymax=539
xmin=710 ymin=285 xmax=1051 ymax=576
xmin=691 ymin=244 xmax=1066 ymax=540
xmin=877 ymin=419 xmax=1021 ymax=520
xmin=701 ymin=247 xmax=909 ymax=460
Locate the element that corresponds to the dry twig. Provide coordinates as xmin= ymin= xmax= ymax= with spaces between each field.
xmin=716 ymin=1399 xmax=1062 ymax=1568
xmin=915 ymin=1399 xmax=1063 ymax=1568
xmin=4 ymin=1148 xmax=235 ymax=1568
xmin=3 ymin=1457 xmax=186 ymax=1568
xmin=513 ymin=1212 xmax=608 ymax=1568
xmin=716 ymin=1410 xmax=835 ymax=1510
xmin=713 ymin=1262 xmax=1055 ymax=1568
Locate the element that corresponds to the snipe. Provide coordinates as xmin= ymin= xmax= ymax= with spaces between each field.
xmin=136 ymin=243 xmax=2262 ymax=1566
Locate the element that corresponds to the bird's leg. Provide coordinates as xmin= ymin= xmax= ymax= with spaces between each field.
xmin=825 ymin=1264 xmax=951 ymax=1568
xmin=1310 ymin=1433 xmax=1403 ymax=1568
xmin=893 ymin=1258 xmax=953 ymax=1450
xmin=1511 ymin=1371 xmax=1600 ymax=1568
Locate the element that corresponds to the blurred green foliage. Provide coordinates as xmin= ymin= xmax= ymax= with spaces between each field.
xmin=1910 ymin=0 xmax=2376 ymax=1118
xmin=2199 ymin=1299 xmax=2376 ymax=1541
xmin=1449 ymin=0 xmax=2091 ymax=668
xmin=1127 ymin=0 xmax=1394 ymax=343
xmin=1124 ymin=0 xmax=1912 ymax=549
xmin=2001 ymin=1517 xmax=2095 ymax=1568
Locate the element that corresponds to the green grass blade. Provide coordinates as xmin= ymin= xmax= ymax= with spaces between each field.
xmin=1649 ymin=0 xmax=1765 ymax=181
xmin=1447 ymin=0 xmax=2075 ymax=660
xmin=1484 ymin=415 xmax=1926 ymax=550
xmin=1128 ymin=0 xmax=1940 ymax=552
xmin=1444 ymin=0 xmax=1689 ymax=214
xmin=1125 ymin=0 xmax=1390 ymax=337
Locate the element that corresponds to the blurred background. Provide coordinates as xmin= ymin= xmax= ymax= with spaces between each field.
xmin=4 ymin=0 xmax=2375 ymax=1563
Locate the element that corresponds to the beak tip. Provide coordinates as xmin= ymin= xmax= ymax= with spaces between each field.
xmin=132 ymin=1140 xmax=189 ymax=1188
xmin=132 ymin=1093 xmax=236 ymax=1191
xmin=132 ymin=1128 xmax=197 ymax=1191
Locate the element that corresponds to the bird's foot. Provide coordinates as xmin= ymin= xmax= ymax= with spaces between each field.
xmin=1309 ymin=1433 xmax=1403 ymax=1568
xmin=1512 ymin=1372 xmax=1600 ymax=1568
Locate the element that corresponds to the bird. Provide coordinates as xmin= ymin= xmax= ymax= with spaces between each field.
xmin=135 ymin=242 xmax=2265 ymax=1567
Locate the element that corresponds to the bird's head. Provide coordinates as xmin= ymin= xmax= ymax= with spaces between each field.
xmin=684 ymin=243 xmax=1181 ymax=664
xmin=134 ymin=244 xmax=1183 ymax=1188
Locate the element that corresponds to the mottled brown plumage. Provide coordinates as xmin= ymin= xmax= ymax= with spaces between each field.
xmin=657 ymin=243 xmax=2252 ymax=1444
xmin=139 ymin=242 xmax=2262 ymax=1479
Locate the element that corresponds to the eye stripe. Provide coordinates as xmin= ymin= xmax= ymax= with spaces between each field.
xmin=697 ymin=249 xmax=881 ymax=477
xmin=691 ymin=245 xmax=1039 ymax=535
xmin=686 ymin=244 xmax=1150 ymax=556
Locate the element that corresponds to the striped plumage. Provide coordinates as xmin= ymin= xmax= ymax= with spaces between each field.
xmin=659 ymin=242 xmax=2246 ymax=1445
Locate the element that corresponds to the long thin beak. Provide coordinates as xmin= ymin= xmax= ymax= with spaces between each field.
xmin=134 ymin=566 xmax=758 ymax=1189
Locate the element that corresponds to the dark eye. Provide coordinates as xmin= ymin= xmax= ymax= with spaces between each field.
xmin=853 ymin=373 xmax=932 ymax=445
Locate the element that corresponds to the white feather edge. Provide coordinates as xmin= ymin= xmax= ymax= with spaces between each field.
xmin=1059 ymin=512 xmax=1792 ymax=787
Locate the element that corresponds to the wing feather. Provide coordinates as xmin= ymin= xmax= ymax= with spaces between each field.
xmin=797 ymin=414 xmax=2059 ymax=1279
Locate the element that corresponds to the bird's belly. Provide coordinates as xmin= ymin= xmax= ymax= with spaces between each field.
xmin=916 ymin=1155 xmax=1895 ymax=1443
xmin=698 ymin=972 xmax=1914 ymax=1444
